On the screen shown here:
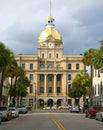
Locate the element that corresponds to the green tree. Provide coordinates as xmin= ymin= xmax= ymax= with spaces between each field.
xmin=82 ymin=48 xmax=97 ymax=107
xmin=69 ymin=70 xmax=90 ymax=106
xmin=92 ymin=40 xmax=103 ymax=69
xmin=16 ymin=76 xmax=30 ymax=105
xmin=0 ymin=42 xmax=14 ymax=105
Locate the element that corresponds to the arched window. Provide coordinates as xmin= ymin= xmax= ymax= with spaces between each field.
xmin=42 ymin=53 xmax=44 ymax=59
xmin=56 ymin=54 xmax=58 ymax=59
xmin=49 ymin=53 xmax=51 ymax=59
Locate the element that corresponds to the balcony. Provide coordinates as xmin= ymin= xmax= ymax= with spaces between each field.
xmin=39 ymin=67 xmax=63 ymax=70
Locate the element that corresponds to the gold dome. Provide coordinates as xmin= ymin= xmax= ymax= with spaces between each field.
xmin=38 ymin=15 xmax=62 ymax=42
xmin=38 ymin=26 xmax=62 ymax=42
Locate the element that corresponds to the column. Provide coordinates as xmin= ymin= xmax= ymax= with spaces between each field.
xmin=44 ymin=74 xmax=47 ymax=94
xmin=54 ymin=74 xmax=56 ymax=95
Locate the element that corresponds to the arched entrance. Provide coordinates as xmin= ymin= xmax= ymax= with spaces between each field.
xmin=47 ymin=99 xmax=53 ymax=107
xmin=38 ymin=99 xmax=44 ymax=108
xmin=57 ymin=99 xmax=62 ymax=106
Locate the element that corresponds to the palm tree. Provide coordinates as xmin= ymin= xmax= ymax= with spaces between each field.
xmin=0 ymin=42 xmax=13 ymax=105
xmin=82 ymin=48 xmax=97 ymax=107
xmin=92 ymin=41 xmax=103 ymax=69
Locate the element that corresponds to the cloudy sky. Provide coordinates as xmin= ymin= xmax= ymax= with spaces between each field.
xmin=0 ymin=0 xmax=103 ymax=55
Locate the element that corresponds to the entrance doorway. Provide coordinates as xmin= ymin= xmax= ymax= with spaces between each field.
xmin=47 ymin=99 xmax=53 ymax=107
xmin=57 ymin=99 xmax=62 ymax=106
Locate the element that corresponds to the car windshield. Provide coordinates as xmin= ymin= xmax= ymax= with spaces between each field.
xmin=18 ymin=105 xmax=25 ymax=108
xmin=9 ymin=108 xmax=15 ymax=111
xmin=0 ymin=107 xmax=7 ymax=111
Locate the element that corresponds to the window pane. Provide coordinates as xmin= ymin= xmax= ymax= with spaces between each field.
xmin=22 ymin=63 xmax=25 ymax=69
xmin=30 ymin=63 xmax=33 ymax=69
xmin=40 ymin=87 xmax=44 ymax=93
xmin=40 ymin=75 xmax=44 ymax=81
xmin=30 ymin=84 xmax=33 ymax=93
xmin=48 ymin=87 xmax=52 ymax=93
xmin=40 ymin=64 xmax=44 ymax=68
xmin=56 ymin=54 xmax=58 ymax=58
xmin=49 ymin=53 xmax=51 ymax=58
xmin=48 ymin=75 xmax=52 ymax=81
xmin=68 ymin=74 xmax=71 ymax=80
xmin=68 ymin=64 xmax=71 ymax=69
xmin=57 ymin=75 xmax=61 ymax=81
xmin=76 ymin=64 xmax=79 ymax=70
xmin=57 ymin=87 xmax=60 ymax=93
xmin=42 ymin=53 xmax=44 ymax=58
xmin=30 ymin=74 xmax=33 ymax=80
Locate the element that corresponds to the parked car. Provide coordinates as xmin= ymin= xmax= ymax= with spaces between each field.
xmin=0 ymin=106 xmax=12 ymax=121
xmin=70 ymin=106 xmax=79 ymax=113
xmin=95 ymin=109 xmax=103 ymax=121
xmin=85 ymin=108 xmax=97 ymax=118
xmin=0 ymin=113 xmax=2 ymax=124
xmin=43 ymin=106 xmax=50 ymax=110
xmin=8 ymin=107 xmax=19 ymax=118
xmin=17 ymin=104 xmax=27 ymax=114
xmin=58 ymin=105 xmax=71 ymax=110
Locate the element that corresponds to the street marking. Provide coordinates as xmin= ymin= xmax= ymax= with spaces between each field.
xmin=49 ymin=113 xmax=66 ymax=130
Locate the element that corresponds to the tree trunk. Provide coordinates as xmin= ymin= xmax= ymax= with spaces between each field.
xmin=13 ymin=76 xmax=17 ymax=106
xmin=0 ymin=69 xmax=4 ymax=105
xmin=89 ymin=64 xmax=93 ymax=108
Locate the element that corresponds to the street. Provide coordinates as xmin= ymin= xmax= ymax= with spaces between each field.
xmin=0 ymin=110 xmax=103 ymax=130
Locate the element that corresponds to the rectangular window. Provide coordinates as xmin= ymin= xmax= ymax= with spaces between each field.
xmin=48 ymin=64 xmax=53 ymax=68
xmin=40 ymin=87 xmax=44 ymax=93
xmin=22 ymin=63 xmax=25 ymax=69
xmin=48 ymin=87 xmax=52 ymax=93
xmin=48 ymin=75 xmax=52 ymax=81
xmin=57 ymin=75 xmax=61 ymax=81
xmin=30 ymin=84 xmax=33 ymax=93
xmin=40 ymin=75 xmax=44 ymax=81
xmin=30 ymin=63 xmax=33 ymax=70
xmin=68 ymin=64 xmax=71 ymax=69
xmin=68 ymin=74 xmax=71 ymax=80
xmin=30 ymin=74 xmax=33 ymax=80
xmin=57 ymin=87 xmax=60 ymax=93
xmin=76 ymin=64 xmax=79 ymax=70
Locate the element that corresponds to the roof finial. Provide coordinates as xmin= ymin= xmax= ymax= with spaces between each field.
xmin=46 ymin=0 xmax=54 ymax=26
xmin=50 ymin=0 xmax=52 ymax=16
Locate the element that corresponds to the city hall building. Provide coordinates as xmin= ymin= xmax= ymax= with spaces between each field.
xmin=15 ymin=15 xmax=85 ymax=109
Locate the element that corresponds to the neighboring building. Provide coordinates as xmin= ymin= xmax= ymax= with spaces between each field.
xmin=93 ymin=68 xmax=103 ymax=108
xmin=15 ymin=15 xmax=85 ymax=108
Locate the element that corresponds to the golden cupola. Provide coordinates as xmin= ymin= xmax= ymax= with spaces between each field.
xmin=38 ymin=15 xmax=62 ymax=43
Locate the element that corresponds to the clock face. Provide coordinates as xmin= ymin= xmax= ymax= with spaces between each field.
xmin=48 ymin=43 xmax=54 ymax=48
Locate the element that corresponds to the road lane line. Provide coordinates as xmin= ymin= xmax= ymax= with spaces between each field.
xmin=49 ymin=113 xmax=66 ymax=130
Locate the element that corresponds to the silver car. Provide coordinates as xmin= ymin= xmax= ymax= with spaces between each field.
xmin=95 ymin=111 xmax=103 ymax=121
xmin=8 ymin=107 xmax=19 ymax=118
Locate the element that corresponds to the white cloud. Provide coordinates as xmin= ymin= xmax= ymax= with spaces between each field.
xmin=0 ymin=0 xmax=102 ymax=55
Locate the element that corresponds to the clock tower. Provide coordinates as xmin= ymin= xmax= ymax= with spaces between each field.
xmin=37 ymin=15 xmax=63 ymax=60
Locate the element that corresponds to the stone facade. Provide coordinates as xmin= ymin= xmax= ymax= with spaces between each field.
xmin=15 ymin=15 xmax=85 ymax=109
xmin=93 ymin=68 xmax=103 ymax=108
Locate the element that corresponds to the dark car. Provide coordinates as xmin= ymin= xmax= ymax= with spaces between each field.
xmin=85 ymin=108 xmax=97 ymax=118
